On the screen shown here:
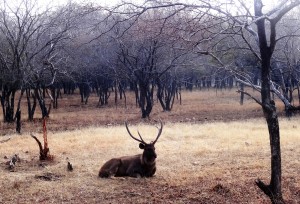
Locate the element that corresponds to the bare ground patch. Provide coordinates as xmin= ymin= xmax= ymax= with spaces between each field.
xmin=0 ymin=89 xmax=268 ymax=136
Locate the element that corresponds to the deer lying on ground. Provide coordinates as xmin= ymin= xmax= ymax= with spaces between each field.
xmin=98 ymin=121 xmax=163 ymax=178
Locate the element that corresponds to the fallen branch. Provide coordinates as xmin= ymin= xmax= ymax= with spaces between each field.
xmin=0 ymin=137 xmax=11 ymax=143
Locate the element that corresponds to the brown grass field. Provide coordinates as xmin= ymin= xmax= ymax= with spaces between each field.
xmin=0 ymin=89 xmax=299 ymax=203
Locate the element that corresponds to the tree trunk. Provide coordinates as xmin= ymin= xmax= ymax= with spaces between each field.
xmin=0 ymin=93 xmax=5 ymax=121
xmin=297 ymin=84 xmax=300 ymax=105
xmin=0 ymin=86 xmax=17 ymax=123
xmin=114 ymin=81 xmax=118 ymax=107
xmin=254 ymin=1 xmax=284 ymax=203
xmin=15 ymin=110 xmax=21 ymax=134
xmin=35 ymin=88 xmax=49 ymax=118
xmin=26 ymin=89 xmax=37 ymax=121
xmin=138 ymin=83 xmax=153 ymax=118
xmin=240 ymin=82 xmax=244 ymax=105
xmin=240 ymin=67 xmax=245 ymax=105
xmin=256 ymin=100 xmax=283 ymax=204
xmin=157 ymin=79 xmax=167 ymax=111
xmin=15 ymin=89 xmax=24 ymax=133
xmin=31 ymin=119 xmax=50 ymax=160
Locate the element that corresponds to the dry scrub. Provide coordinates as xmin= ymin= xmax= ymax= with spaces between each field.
xmin=0 ymin=118 xmax=299 ymax=203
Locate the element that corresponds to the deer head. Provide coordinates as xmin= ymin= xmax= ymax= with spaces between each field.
xmin=125 ymin=120 xmax=163 ymax=165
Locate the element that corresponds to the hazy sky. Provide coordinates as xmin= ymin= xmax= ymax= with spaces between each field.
xmin=40 ymin=0 xmax=123 ymax=7
xmin=41 ymin=0 xmax=279 ymax=11
xmin=3 ymin=0 xmax=281 ymax=14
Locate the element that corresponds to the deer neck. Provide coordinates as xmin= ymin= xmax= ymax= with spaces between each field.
xmin=140 ymin=154 xmax=156 ymax=166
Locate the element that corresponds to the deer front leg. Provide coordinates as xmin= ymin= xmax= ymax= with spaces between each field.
xmin=99 ymin=158 xmax=122 ymax=178
xmin=147 ymin=167 xmax=156 ymax=177
xmin=126 ymin=165 xmax=143 ymax=178
xmin=128 ymin=171 xmax=142 ymax=178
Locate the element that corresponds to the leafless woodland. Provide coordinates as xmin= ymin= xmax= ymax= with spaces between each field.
xmin=1 ymin=0 xmax=300 ymax=203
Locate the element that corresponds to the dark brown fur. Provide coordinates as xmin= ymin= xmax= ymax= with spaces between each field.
xmin=99 ymin=121 xmax=163 ymax=178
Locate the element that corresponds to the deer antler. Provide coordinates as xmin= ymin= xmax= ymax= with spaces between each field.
xmin=137 ymin=131 xmax=146 ymax=143
xmin=152 ymin=120 xmax=163 ymax=144
xmin=125 ymin=122 xmax=146 ymax=144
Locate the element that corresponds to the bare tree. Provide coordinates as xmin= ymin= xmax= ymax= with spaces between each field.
xmin=0 ymin=0 xmax=75 ymax=123
xmin=250 ymin=1 xmax=300 ymax=203
xmin=102 ymin=1 xmax=300 ymax=203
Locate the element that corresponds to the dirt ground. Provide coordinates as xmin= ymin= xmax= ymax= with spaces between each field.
xmin=0 ymin=89 xmax=298 ymax=204
xmin=0 ymin=89 xmax=270 ymax=135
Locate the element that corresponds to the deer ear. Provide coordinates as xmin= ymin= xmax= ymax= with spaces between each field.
xmin=139 ymin=143 xmax=145 ymax=149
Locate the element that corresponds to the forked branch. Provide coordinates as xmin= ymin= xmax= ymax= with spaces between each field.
xmin=31 ymin=134 xmax=50 ymax=160
xmin=30 ymin=119 xmax=51 ymax=160
xmin=256 ymin=179 xmax=285 ymax=204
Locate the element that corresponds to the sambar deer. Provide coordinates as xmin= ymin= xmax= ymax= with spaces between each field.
xmin=98 ymin=121 xmax=163 ymax=178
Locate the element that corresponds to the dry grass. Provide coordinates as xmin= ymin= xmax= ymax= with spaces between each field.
xmin=0 ymin=117 xmax=299 ymax=203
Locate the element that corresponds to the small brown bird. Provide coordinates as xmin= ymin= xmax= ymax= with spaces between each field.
xmin=67 ymin=162 xmax=73 ymax=171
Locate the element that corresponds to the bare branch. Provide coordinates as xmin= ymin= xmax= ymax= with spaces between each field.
xmin=236 ymin=90 xmax=262 ymax=106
